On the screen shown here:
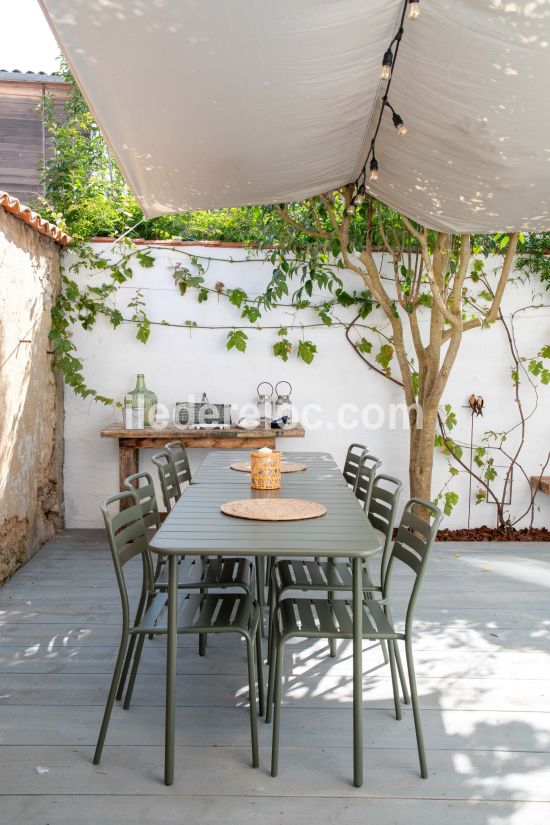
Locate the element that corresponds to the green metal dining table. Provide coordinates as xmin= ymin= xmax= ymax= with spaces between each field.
xmin=149 ymin=449 xmax=382 ymax=787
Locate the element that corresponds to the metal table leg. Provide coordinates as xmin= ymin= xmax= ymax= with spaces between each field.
xmin=164 ymin=554 xmax=178 ymax=785
xmin=353 ymin=556 xmax=363 ymax=787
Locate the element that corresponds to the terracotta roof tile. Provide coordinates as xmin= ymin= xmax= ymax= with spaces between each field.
xmin=0 ymin=192 xmax=70 ymax=246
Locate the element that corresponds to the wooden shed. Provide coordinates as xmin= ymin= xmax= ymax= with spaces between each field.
xmin=0 ymin=71 xmax=69 ymax=203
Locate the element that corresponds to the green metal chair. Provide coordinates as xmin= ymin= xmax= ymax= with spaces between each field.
xmin=264 ymin=443 xmax=367 ymax=592
xmin=268 ymin=451 xmax=383 ymax=660
xmin=267 ymin=497 xmax=443 ymax=780
xmin=165 ymin=440 xmax=192 ymax=494
xmin=342 ymin=442 xmax=368 ymax=487
xmin=94 ymin=490 xmax=264 ymax=772
xmin=122 ymin=470 xmax=255 ymax=666
xmin=266 ymin=473 xmax=408 ymax=712
xmin=124 ymin=471 xmax=253 ymax=593
xmin=353 ymin=453 xmax=382 ymax=512
xmin=159 ymin=443 xmax=266 ymax=636
xmin=152 ymin=450 xmax=180 ymax=512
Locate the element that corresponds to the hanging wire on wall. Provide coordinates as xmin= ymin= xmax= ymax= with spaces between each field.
xmin=347 ymin=0 xmax=420 ymax=211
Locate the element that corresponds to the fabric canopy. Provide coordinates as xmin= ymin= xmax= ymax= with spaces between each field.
xmin=39 ymin=0 xmax=550 ymax=233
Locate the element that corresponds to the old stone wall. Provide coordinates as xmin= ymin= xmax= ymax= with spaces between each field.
xmin=0 ymin=208 xmax=64 ymax=585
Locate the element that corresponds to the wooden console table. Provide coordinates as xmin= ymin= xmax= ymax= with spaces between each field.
xmin=100 ymin=423 xmax=305 ymax=492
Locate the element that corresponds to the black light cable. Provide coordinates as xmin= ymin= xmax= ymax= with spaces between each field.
xmin=347 ymin=0 xmax=419 ymax=210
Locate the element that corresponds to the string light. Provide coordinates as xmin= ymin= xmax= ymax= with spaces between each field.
xmin=369 ymin=156 xmax=379 ymax=181
xmin=385 ymin=100 xmax=408 ymax=136
xmin=392 ymin=112 xmax=407 ymax=136
xmin=346 ymin=0 xmax=418 ymax=204
xmin=408 ymin=1 xmax=421 ymax=20
xmin=355 ymin=182 xmax=366 ymax=205
xmin=380 ymin=49 xmax=393 ymax=80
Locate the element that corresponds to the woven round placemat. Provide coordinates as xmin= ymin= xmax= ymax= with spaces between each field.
xmin=220 ymin=498 xmax=327 ymax=521
xmin=230 ymin=460 xmax=307 ymax=474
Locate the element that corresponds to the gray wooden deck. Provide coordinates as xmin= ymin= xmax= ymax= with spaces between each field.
xmin=0 ymin=530 xmax=549 ymax=824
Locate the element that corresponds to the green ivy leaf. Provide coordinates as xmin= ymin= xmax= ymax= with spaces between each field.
xmin=135 ymin=317 xmax=151 ymax=344
xmin=136 ymin=250 xmax=155 ymax=268
xmin=444 ymin=403 xmax=457 ymax=431
xmin=241 ymin=305 xmax=261 ymax=323
xmin=357 ymin=338 xmax=372 ymax=354
xmin=228 ymin=288 xmax=248 ymax=308
xmin=297 ymin=340 xmax=317 ymax=364
xmin=375 ymin=344 xmax=393 ymax=374
xmin=226 ymin=329 xmax=248 ymax=352
xmin=474 ymin=447 xmax=486 ymax=468
xmin=273 ymin=339 xmax=292 ymax=361
xmin=443 ymin=491 xmax=459 ymax=516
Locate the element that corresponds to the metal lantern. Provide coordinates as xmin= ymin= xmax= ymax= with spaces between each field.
xmin=256 ymin=381 xmax=273 ymax=426
xmin=274 ymin=380 xmax=293 ymax=424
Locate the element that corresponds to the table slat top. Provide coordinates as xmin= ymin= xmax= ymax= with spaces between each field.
xmin=150 ymin=450 xmax=381 ymax=558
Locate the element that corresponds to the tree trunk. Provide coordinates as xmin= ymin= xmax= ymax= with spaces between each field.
xmin=409 ymin=403 xmax=438 ymax=503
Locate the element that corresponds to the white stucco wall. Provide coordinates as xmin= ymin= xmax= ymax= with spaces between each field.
xmin=63 ymin=242 xmax=550 ymax=529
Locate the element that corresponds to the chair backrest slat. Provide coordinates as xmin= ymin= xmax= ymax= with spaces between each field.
xmin=342 ymin=443 xmax=367 ymax=488
xmin=165 ymin=440 xmax=192 ymax=490
xmin=401 ymin=508 xmax=432 ymax=541
xmin=124 ymin=471 xmax=161 ymax=530
xmin=368 ymin=473 xmax=402 ymax=583
xmin=152 ymin=450 xmax=180 ymax=512
xmin=392 ymin=539 xmax=423 ymax=574
xmin=384 ymin=497 xmax=443 ymax=631
xmin=109 ymin=500 xmax=146 ymax=536
xmin=354 ymin=453 xmax=382 ymax=511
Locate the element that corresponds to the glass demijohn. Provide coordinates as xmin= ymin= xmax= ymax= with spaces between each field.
xmin=124 ymin=374 xmax=157 ymax=429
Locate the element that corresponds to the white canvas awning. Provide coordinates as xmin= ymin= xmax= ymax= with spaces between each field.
xmin=39 ymin=0 xmax=550 ymax=232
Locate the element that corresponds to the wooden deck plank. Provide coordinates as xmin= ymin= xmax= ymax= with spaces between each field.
xmin=3 ymin=796 xmax=550 ymax=825
xmin=1 ymin=744 xmax=550 ymax=800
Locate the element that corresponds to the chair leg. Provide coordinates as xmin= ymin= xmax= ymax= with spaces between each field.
xmin=328 ymin=559 xmax=337 ymax=657
xmin=123 ymin=632 xmax=145 ymax=710
xmin=93 ymin=630 xmax=128 ymax=764
xmin=265 ymin=624 xmax=277 ymax=724
xmin=266 ymin=576 xmax=276 ymax=666
xmin=270 ymin=640 xmax=284 ymax=777
xmin=255 ymin=621 xmax=265 ymax=717
xmin=387 ymin=638 xmax=402 ymax=721
xmin=116 ymin=587 xmax=148 ymax=700
xmin=255 ymin=556 xmax=265 ymax=638
xmin=116 ymin=632 xmax=138 ymax=702
xmin=380 ymin=639 xmax=390 ymax=664
xmin=405 ymin=637 xmax=428 ymax=778
xmin=392 ymin=640 xmax=411 ymax=704
xmin=246 ymin=637 xmax=259 ymax=768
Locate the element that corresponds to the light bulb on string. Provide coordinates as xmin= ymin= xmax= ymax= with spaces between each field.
xmin=369 ymin=157 xmax=379 ymax=182
xmin=380 ymin=49 xmax=393 ymax=80
xmin=355 ymin=182 xmax=366 ymax=206
xmin=392 ymin=111 xmax=408 ymax=136
xmin=408 ymin=0 xmax=420 ymax=19
xmin=347 ymin=204 xmax=356 ymax=216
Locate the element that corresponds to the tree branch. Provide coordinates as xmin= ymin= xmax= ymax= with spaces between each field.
xmin=274 ymin=203 xmax=332 ymax=240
